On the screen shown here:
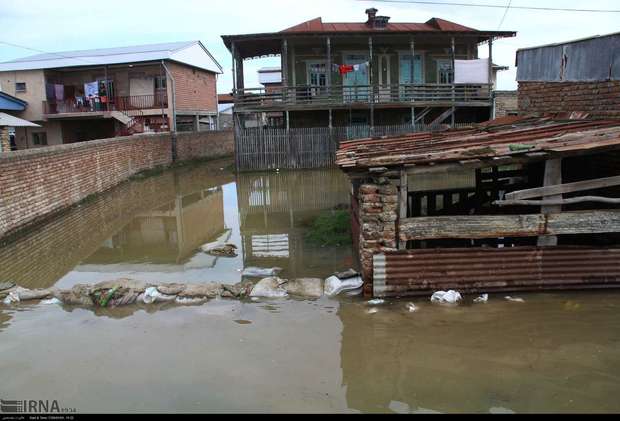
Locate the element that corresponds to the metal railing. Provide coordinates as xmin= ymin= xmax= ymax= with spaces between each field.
xmin=233 ymin=83 xmax=492 ymax=110
xmin=44 ymin=93 xmax=168 ymax=114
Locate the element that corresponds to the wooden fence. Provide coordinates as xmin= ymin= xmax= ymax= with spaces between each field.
xmin=235 ymin=123 xmax=471 ymax=171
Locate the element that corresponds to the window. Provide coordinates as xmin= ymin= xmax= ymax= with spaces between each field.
xmin=436 ymin=59 xmax=454 ymax=84
xmin=32 ymin=132 xmax=47 ymax=146
xmin=15 ymin=82 xmax=26 ymax=93
xmin=155 ymin=76 xmax=167 ymax=90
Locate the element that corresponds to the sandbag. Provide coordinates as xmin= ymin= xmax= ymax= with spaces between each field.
xmin=324 ymin=276 xmax=363 ymax=297
xmin=242 ymin=267 xmax=283 ymax=278
xmin=250 ymin=277 xmax=289 ymax=298
xmin=285 ymin=278 xmax=323 ymax=298
xmin=430 ymin=290 xmax=462 ymax=304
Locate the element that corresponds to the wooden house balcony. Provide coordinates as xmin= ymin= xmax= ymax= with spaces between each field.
xmin=233 ymin=83 xmax=492 ymax=112
xmin=43 ymin=93 xmax=169 ymax=118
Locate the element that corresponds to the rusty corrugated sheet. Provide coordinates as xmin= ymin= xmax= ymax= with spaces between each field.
xmin=336 ymin=117 xmax=620 ymax=170
xmin=373 ymin=247 xmax=620 ymax=297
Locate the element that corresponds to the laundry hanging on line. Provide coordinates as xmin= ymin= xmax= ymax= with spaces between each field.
xmin=332 ymin=62 xmax=370 ymax=75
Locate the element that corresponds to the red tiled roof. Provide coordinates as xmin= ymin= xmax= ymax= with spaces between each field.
xmin=282 ymin=17 xmax=477 ymax=34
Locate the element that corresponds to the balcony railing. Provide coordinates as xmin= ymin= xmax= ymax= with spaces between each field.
xmin=234 ymin=83 xmax=492 ymax=110
xmin=44 ymin=93 xmax=169 ymax=115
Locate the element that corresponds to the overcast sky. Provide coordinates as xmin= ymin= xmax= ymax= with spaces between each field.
xmin=1 ymin=0 xmax=619 ymax=92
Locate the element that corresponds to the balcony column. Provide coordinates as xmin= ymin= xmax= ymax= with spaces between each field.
xmin=369 ymin=36 xmax=374 ymax=136
xmin=235 ymin=55 xmax=245 ymax=91
xmin=451 ymin=36 xmax=456 ymax=128
xmin=327 ymin=37 xmax=333 ymax=135
xmin=410 ymin=37 xmax=416 ymax=130
xmin=231 ymin=42 xmax=237 ymax=92
xmin=488 ymin=37 xmax=494 ymax=87
xmin=282 ymin=38 xmax=289 ymax=105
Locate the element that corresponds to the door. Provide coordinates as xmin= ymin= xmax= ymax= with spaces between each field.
xmin=399 ymin=54 xmax=423 ymax=100
xmin=377 ymin=54 xmax=392 ymax=102
xmin=129 ymin=77 xmax=155 ymax=108
xmin=343 ymin=54 xmax=369 ymax=103
xmin=306 ymin=61 xmax=327 ymax=99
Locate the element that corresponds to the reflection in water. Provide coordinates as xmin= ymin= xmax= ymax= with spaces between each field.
xmin=0 ymin=161 xmax=353 ymax=289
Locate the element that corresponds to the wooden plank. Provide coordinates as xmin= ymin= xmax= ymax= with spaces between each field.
xmin=399 ymin=169 xmax=409 ymax=250
xmin=399 ymin=210 xmax=620 ymax=241
xmin=505 ymin=175 xmax=620 ymax=201
xmin=538 ymin=158 xmax=562 ymax=247
xmin=496 ymin=196 xmax=620 ymax=207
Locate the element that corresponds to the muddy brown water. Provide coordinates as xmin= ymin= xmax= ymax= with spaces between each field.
xmin=1 ymin=159 xmax=620 ymax=414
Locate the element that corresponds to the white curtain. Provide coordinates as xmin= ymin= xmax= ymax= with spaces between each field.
xmin=454 ymin=58 xmax=490 ymax=84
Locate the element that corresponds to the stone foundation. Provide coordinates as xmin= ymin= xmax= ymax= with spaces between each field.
xmin=0 ymin=126 xmax=9 ymax=152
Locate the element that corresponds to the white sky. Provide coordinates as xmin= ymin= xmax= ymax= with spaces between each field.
xmin=1 ymin=0 xmax=619 ymax=92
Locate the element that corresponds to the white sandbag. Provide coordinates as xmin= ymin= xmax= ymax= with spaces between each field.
xmin=406 ymin=303 xmax=418 ymax=313
xmin=242 ymin=267 xmax=283 ymax=278
xmin=474 ymin=294 xmax=489 ymax=303
xmin=3 ymin=292 xmax=19 ymax=305
xmin=175 ymin=297 xmax=207 ymax=306
xmin=41 ymin=298 xmax=62 ymax=305
xmin=430 ymin=290 xmax=462 ymax=304
xmin=249 ymin=277 xmax=288 ymax=298
xmin=324 ymin=276 xmax=364 ymax=297
xmin=505 ymin=296 xmax=525 ymax=303
xmin=344 ymin=288 xmax=363 ymax=297
xmin=142 ymin=287 xmax=176 ymax=304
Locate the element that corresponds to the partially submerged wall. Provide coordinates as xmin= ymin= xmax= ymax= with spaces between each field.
xmin=518 ymin=81 xmax=620 ymax=118
xmin=0 ymin=130 xmax=234 ymax=238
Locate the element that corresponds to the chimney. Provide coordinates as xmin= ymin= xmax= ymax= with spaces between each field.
xmin=366 ymin=8 xmax=378 ymax=26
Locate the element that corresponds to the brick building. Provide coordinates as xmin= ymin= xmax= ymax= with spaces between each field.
xmin=516 ymin=32 xmax=620 ymax=118
xmin=0 ymin=41 xmax=222 ymax=150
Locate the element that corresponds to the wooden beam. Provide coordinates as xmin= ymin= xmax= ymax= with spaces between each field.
xmin=538 ymin=158 xmax=562 ymax=247
xmin=496 ymin=196 xmax=620 ymax=207
xmin=399 ymin=210 xmax=620 ymax=241
xmin=505 ymin=175 xmax=620 ymax=201
xmin=399 ymin=170 xmax=409 ymax=250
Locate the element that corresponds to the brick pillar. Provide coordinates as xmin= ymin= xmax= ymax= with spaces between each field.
xmin=0 ymin=126 xmax=10 ymax=153
xmin=357 ymin=177 xmax=399 ymax=291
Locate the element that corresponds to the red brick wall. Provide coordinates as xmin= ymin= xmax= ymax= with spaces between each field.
xmin=0 ymin=131 xmax=233 ymax=238
xmin=519 ymin=81 xmax=620 ymax=118
xmin=169 ymin=62 xmax=217 ymax=112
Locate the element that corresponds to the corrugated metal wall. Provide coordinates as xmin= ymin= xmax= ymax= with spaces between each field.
xmin=517 ymin=33 xmax=620 ymax=82
xmin=373 ymin=247 xmax=620 ymax=297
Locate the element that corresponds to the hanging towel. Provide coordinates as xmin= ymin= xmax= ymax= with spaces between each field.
xmin=54 ymin=84 xmax=64 ymax=101
xmin=84 ymin=81 xmax=99 ymax=98
xmin=339 ymin=65 xmax=354 ymax=75
xmin=454 ymin=59 xmax=490 ymax=84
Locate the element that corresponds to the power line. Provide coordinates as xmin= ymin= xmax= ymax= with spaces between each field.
xmin=361 ymin=0 xmax=620 ymax=13
xmin=497 ymin=0 xmax=512 ymax=30
xmin=0 ymin=40 xmax=97 ymax=65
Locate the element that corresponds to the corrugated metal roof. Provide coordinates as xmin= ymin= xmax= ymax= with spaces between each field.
xmin=0 ymin=112 xmax=40 ymax=127
xmin=336 ymin=116 xmax=620 ymax=170
xmin=282 ymin=17 xmax=477 ymax=33
xmin=0 ymin=41 xmax=222 ymax=73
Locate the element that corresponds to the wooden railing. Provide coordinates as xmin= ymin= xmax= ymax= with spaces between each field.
xmin=44 ymin=93 xmax=168 ymax=114
xmin=234 ymin=83 xmax=492 ymax=110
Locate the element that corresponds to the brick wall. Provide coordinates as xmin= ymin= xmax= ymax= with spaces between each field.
xmin=169 ymin=62 xmax=217 ymax=112
xmin=0 ymin=130 xmax=234 ymax=238
xmin=0 ymin=127 xmax=9 ymax=152
xmin=519 ymin=81 xmax=620 ymax=118
xmin=494 ymin=91 xmax=518 ymax=118
xmin=356 ymin=178 xmax=399 ymax=289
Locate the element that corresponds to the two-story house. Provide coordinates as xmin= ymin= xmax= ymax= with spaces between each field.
xmin=0 ymin=41 xmax=222 ymax=149
xmin=222 ymin=8 xmax=515 ymax=133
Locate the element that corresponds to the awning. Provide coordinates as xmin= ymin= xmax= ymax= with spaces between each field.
xmin=0 ymin=112 xmax=41 ymax=127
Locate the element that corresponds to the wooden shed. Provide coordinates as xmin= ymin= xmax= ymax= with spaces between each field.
xmin=337 ymin=115 xmax=620 ymax=297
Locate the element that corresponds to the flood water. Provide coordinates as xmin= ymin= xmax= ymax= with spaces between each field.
xmin=1 ymin=160 xmax=620 ymax=414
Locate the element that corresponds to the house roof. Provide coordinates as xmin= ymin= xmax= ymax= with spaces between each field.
xmin=222 ymin=13 xmax=516 ymax=58
xmin=336 ymin=115 xmax=620 ymax=170
xmin=282 ymin=17 xmax=477 ymax=33
xmin=0 ymin=112 xmax=40 ymax=127
xmin=0 ymin=91 xmax=28 ymax=111
xmin=0 ymin=41 xmax=223 ymax=74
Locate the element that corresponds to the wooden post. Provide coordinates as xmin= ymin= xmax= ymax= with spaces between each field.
xmin=236 ymin=56 xmax=244 ymax=91
xmin=281 ymin=38 xmax=289 ymax=88
xmin=451 ymin=36 xmax=456 ymax=128
xmin=488 ymin=37 xmax=494 ymax=118
xmin=369 ymin=36 xmax=374 ymax=136
xmin=399 ymin=170 xmax=409 ymax=250
xmin=326 ymin=37 xmax=332 ymax=89
xmin=538 ymin=158 xmax=563 ymax=247
xmin=231 ymin=42 xmax=237 ymax=92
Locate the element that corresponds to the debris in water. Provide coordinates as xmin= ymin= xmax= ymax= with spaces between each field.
xmin=431 ymin=290 xmax=462 ymax=304
xmin=367 ymin=308 xmax=378 ymax=315
xmin=234 ymin=320 xmax=252 ymax=325
xmin=505 ymin=296 xmax=525 ymax=303
xmin=474 ymin=294 xmax=489 ymax=304
xmin=202 ymin=243 xmax=238 ymax=258
xmin=406 ymin=303 xmax=418 ymax=313
xmin=367 ymin=299 xmax=385 ymax=306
